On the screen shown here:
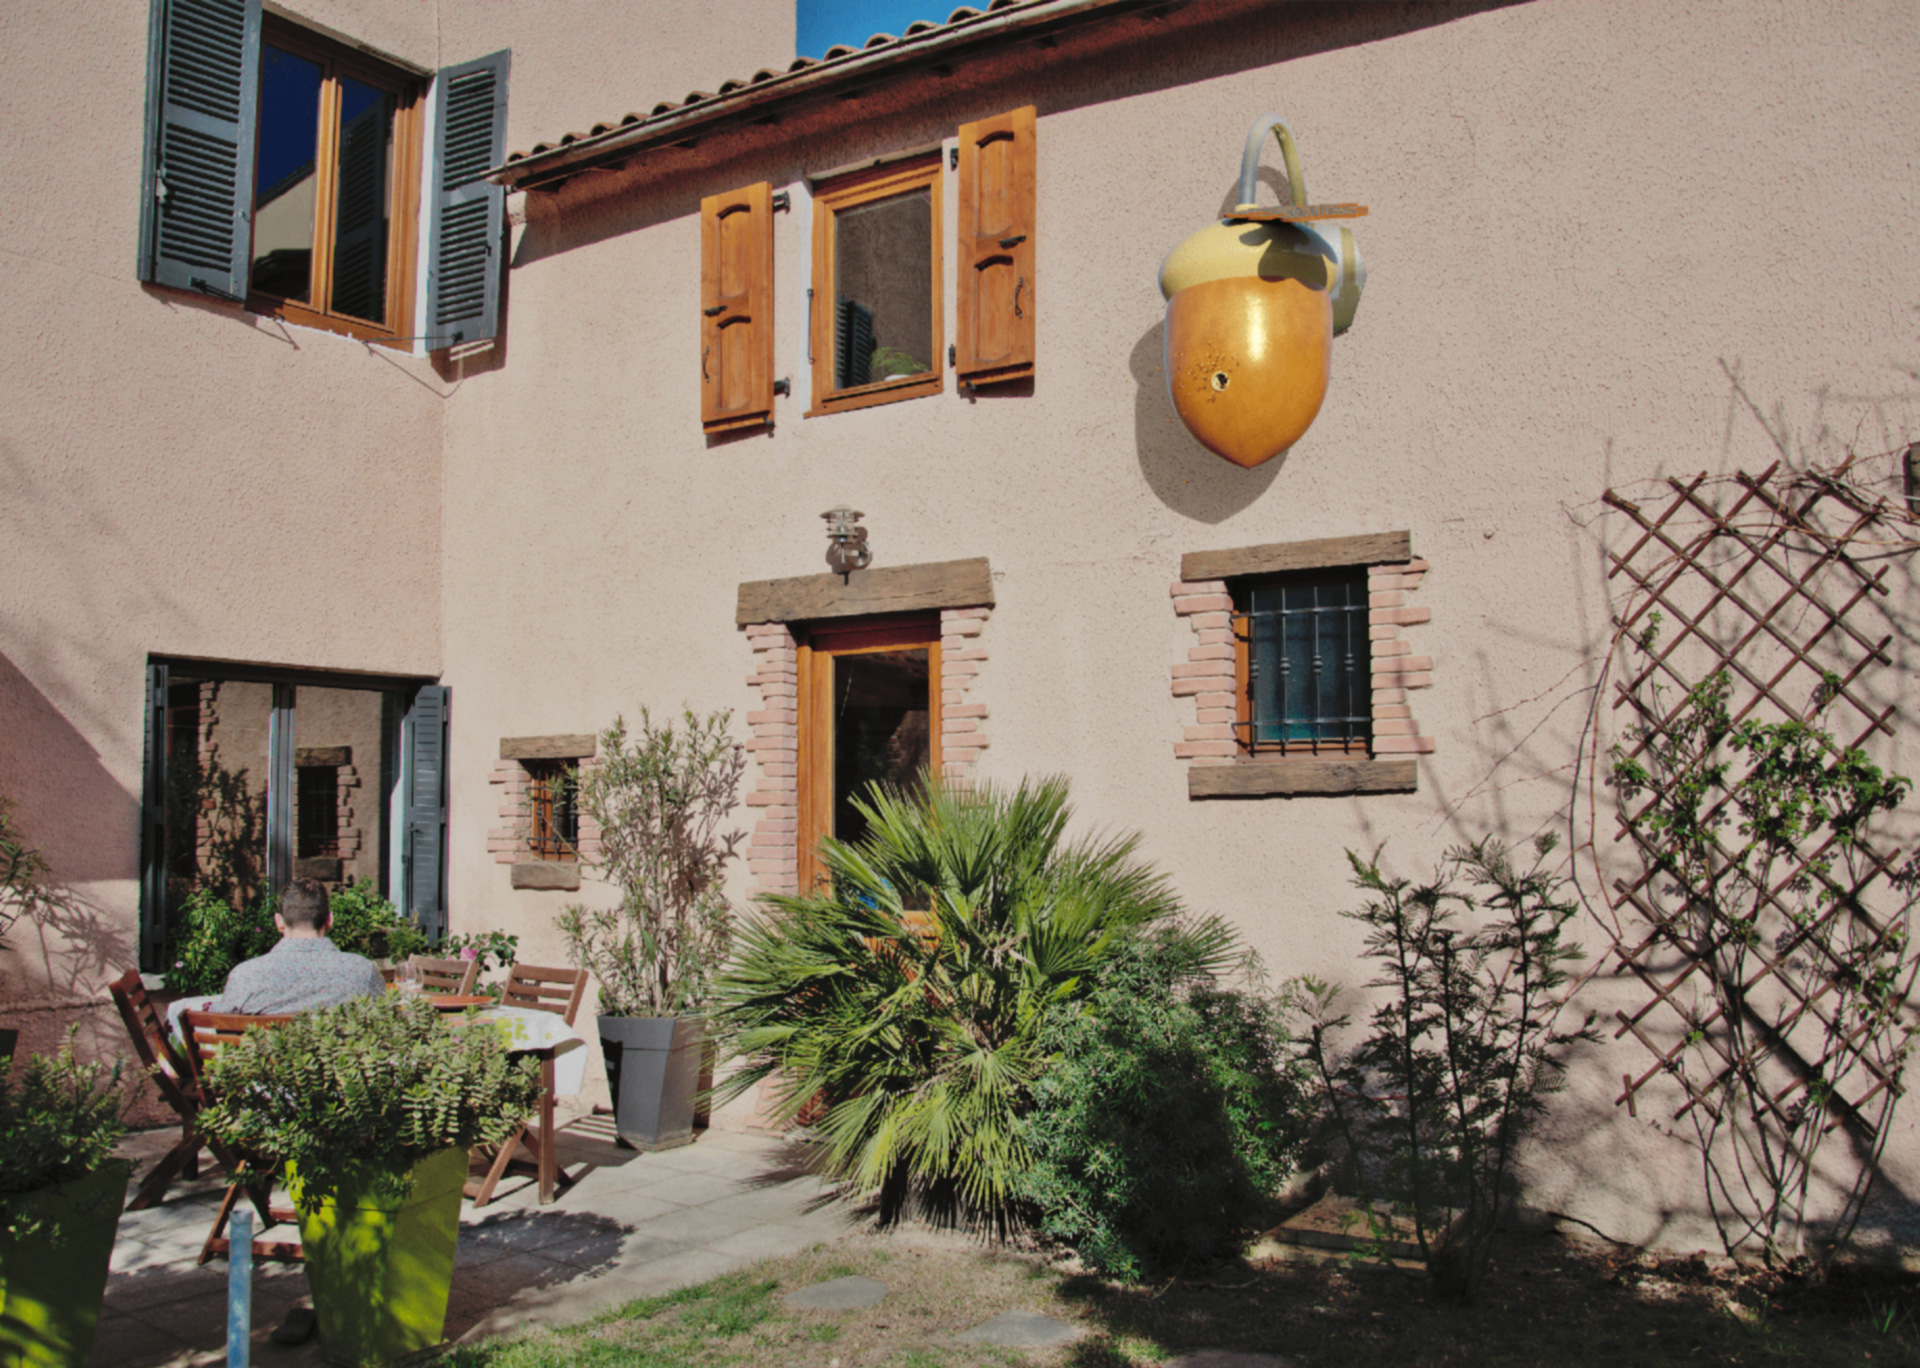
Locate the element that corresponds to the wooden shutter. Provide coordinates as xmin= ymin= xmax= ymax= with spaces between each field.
xmin=427 ymin=50 xmax=510 ymax=351
xmin=139 ymin=0 xmax=261 ymax=298
xmin=700 ymin=182 xmax=775 ymax=432
xmin=954 ymin=105 xmax=1036 ymax=387
xmin=404 ymin=685 xmax=449 ymax=938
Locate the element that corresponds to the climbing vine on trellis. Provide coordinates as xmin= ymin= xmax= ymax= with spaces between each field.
xmin=1577 ymin=454 xmax=1920 ymax=1269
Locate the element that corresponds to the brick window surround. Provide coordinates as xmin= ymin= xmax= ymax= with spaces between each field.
xmin=487 ymin=734 xmax=601 ymax=890
xmin=1173 ymin=531 xmax=1431 ymax=799
xmin=736 ymin=557 xmax=995 ymax=897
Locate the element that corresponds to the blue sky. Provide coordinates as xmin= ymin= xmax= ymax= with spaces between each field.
xmin=797 ymin=0 xmax=956 ymax=58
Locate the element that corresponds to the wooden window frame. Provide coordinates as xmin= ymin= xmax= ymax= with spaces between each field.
xmin=806 ymin=156 xmax=945 ymax=418
xmin=796 ymin=615 xmax=944 ymax=891
xmin=246 ymin=17 xmax=424 ymax=347
xmin=1231 ymin=567 xmax=1372 ymax=759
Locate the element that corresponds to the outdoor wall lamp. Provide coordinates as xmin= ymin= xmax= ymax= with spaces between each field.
xmin=822 ymin=506 xmax=872 ymax=576
xmin=1158 ymin=113 xmax=1368 ymax=468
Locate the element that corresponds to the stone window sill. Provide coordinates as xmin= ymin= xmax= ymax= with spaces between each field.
xmin=1187 ymin=757 xmax=1418 ymax=799
xmin=511 ymin=861 xmax=581 ymax=891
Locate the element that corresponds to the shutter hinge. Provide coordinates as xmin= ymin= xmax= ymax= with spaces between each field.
xmin=948 ymin=344 xmax=956 ymax=366
xmin=774 ymin=378 xmax=791 ymax=396
xmin=771 ymin=190 xmax=791 ymax=212
xmin=949 ymin=147 xmax=959 ymax=170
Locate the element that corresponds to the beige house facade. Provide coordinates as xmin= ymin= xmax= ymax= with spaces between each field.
xmin=4 ymin=0 xmax=1919 ymax=1253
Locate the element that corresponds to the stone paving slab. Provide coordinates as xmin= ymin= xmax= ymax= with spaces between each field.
xmin=956 ymin=1309 xmax=1085 ymax=1349
xmin=782 ymin=1274 xmax=888 ymax=1311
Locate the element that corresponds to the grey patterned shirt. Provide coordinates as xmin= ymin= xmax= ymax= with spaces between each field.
xmin=211 ymin=937 xmax=386 ymax=1015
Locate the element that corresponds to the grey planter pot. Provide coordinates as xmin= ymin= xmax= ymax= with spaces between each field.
xmin=598 ymin=1016 xmax=704 ymax=1151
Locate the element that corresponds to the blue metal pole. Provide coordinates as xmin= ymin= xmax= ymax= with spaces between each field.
xmin=227 ymin=1207 xmax=253 ymax=1368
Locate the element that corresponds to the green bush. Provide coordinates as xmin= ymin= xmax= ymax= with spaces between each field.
xmin=1017 ymin=931 xmax=1314 ymax=1279
xmin=712 ymin=775 xmax=1234 ymax=1230
xmin=164 ymin=878 xmax=427 ymax=994
xmin=164 ymin=888 xmax=278 ymax=994
xmin=0 ymin=1031 xmax=128 ymax=1230
xmin=324 ymin=878 xmax=428 ymax=963
xmin=199 ymin=994 xmax=539 ymax=1210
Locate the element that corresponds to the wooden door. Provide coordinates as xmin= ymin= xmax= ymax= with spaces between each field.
xmin=796 ymin=616 xmax=943 ymax=892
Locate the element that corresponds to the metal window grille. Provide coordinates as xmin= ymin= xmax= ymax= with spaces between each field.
xmin=296 ymin=764 xmax=341 ymax=858
xmin=526 ymin=761 xmax=579 ymax=861
xmin=1235 ymin=569 xmax=1371 ymax=754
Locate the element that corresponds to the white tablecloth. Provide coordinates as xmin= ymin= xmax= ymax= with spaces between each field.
xmin=163 ymin=997 xmax=588 ymax=1095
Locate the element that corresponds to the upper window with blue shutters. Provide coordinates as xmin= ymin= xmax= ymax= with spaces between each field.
xmin=138 ymin=0 xmax=508 ymax=352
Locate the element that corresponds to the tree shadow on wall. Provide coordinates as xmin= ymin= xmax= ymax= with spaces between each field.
xmin=0 ymin=650 xmax=134 ymax=1000
xmin=1131 ymin=319 xmax=1279 ymax=524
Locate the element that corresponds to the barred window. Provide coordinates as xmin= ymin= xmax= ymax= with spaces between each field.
xmin=296 ymin=764 xmax=341 ymax=858
xmin=525 ymin=760 xmax=579 ymax=861
xmin=1234 ymin=568 xmax=1371 ymax=754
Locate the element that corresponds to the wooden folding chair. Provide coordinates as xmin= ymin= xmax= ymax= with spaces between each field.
xmin=466 ymin=963 xmax=590 ymax=1207
xmin=179 ymin=1010 xmax=303 ymax=1265
xmin=108 ymin=970 xmax=231 ymax=1210
xmin=407 ymin=954 xmax=479 ymax=996
xmin=498 ymin=963 xmax=589 ymax=1027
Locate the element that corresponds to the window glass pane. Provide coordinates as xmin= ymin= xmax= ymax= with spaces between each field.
xmin=832 ymin=187 xmax=933 ymax=389
xmin=293 ymin=686 xmax=392 ymax=887
xmin=251 ymin=44 xmax=323 ymax=302
xmin=329 ymin=77 xmax=396 ymax=323
xmin=1244 ymin=572 xmax=1370 ymax=750
xmin=833 ymin=648 xmax=931 ymax=847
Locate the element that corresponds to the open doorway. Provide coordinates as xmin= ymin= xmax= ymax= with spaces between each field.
xmin=796 ymin=616 xmax=943 ymax=890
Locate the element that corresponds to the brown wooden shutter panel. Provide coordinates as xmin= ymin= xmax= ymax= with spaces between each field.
xmin=954 ymin=106 xmax=1035 ymax=387
xmin=700 ymin=181 xmax=774 ymax=432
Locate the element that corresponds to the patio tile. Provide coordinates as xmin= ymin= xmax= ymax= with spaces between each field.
xmin=103 ymin=1260 xmax=228 ymax=1312
xmin=88 ymin=1308 xmax=191 ymax=1368
xmin=624 ymin=1199 xmax=764 ymax=1246
xmin=558 ymin=1188 xmax=682 ymax=1226
xmin=625 ymin=1169 xmax=750 ymax=1206
xmin=702 ymin=1221 xmax=833 ymax=1263
xmin=123 ymin=1290 xmax=231 ymax=1351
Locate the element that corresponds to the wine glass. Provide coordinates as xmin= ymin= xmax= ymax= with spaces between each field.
xmin=395 ymin=960 xmax=423 ymax=994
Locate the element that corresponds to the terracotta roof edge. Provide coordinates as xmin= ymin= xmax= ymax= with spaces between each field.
xmin=488 ymin=0 xmax=1155 ymax=190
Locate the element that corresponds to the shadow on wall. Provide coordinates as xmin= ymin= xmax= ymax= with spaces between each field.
xmin=1131 ymin=319 xmax=1280 ymax=523
xmin=0 ymin=649 xmax=137 ymax=1002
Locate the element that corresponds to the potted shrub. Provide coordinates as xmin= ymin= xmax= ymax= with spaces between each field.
xmin=560 ymin=708 xmax=743 ymax=1151
xmin=199 ymin=995 xmax=538 ymax=1366
xmin=0 ymin=1034 xmax=131 ymax=1367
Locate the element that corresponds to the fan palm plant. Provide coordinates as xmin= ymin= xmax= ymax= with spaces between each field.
xmin=711 ymin=774 xmax=1233 ymax=1229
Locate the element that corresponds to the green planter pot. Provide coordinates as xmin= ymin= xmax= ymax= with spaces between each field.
xmin=0 ymin=1159 xmax=130 ymax=1368
xmin=288 ymin=1148 xmax=466 ymax=1367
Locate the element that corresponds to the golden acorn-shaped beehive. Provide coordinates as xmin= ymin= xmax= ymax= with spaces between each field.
xmin=1159 ymin=115 xmax=1366 ymax=468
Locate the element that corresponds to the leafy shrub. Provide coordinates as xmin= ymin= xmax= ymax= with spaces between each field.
xmin=441 ymin=929 xmax=520 ymax=976
xmin=324 ymin=878 xmax=428 ymax=963
xmin=1304 ymin=837 xmax=1596 ymax=1303
xmin=164 ymin=888 xmax=278 ymax=994
xmin=0 ymin=1032 xmax=129 ymax=1227
xmin=164 ymin=878 xmax=427 ymax=994
xmin=199 ymin=994 xmax=539 ymax=1210
xmin=561 ymin=709 xmax=745 ymax=1017
xmin=1018 ymin=931 xmax=1314 ymax=1279
xmin=713 ymin=775 xmax=1232 ymax=1229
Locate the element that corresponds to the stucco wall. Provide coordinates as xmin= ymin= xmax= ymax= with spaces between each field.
xmin=436 ymin=0 xmax=1920 ymax=1248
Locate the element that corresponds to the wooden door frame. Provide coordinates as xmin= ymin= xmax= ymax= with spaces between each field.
xmin=795 ymin=614 xmax=943 ymax=892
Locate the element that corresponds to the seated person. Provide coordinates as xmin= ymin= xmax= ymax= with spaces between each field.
xmin=211 ymin=879 xmax=385 ymax=1014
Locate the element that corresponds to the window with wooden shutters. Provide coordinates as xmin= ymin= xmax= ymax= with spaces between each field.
xmin=139 ymin=3 xmax=509 ymax=352
xmin=955 ymin=106 xmax=1036 ymax=387
xmin=701 ymin=182 xmax=775 ymax=433
xmin=808 ymin=155 xmax=944 ymax=416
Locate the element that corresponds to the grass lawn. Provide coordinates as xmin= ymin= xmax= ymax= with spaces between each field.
xmin=436 ymin=1229 xmax=1920 ymax=1368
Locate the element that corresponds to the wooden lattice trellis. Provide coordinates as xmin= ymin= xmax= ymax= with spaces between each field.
xmin=1582 ymin=455 xmax=1920 ymax=1134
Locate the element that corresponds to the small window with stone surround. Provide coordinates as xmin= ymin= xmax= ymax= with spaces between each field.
xmin=488 ymin=734 xmax=599 ymax=890
xmin=1173 ymin=531 xmax=1432 ymax=799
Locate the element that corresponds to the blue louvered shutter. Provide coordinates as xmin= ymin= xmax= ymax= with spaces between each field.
xmin=404 ymin=685 xmax=450 ymax=939
xmin=426 ymin=50 xmax=510 ymax=350
xmin=139 ymin=0 xmax=261 ymax=298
